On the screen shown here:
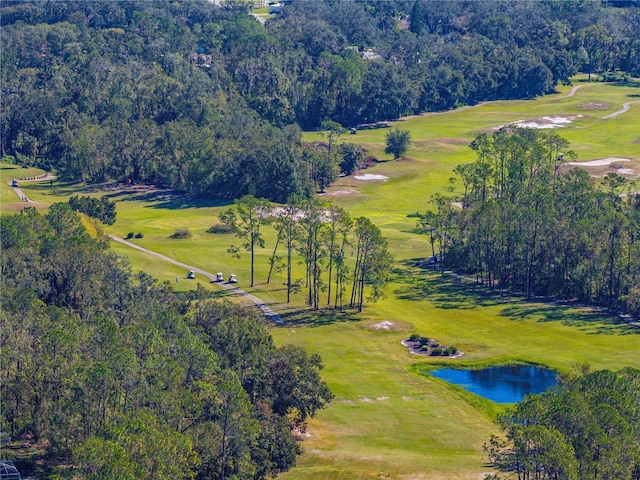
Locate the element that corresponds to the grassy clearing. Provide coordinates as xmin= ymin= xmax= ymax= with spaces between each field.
xmin=2 ymin=80 xmax=639 ymax=479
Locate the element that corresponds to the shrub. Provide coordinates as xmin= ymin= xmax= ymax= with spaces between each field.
xmin=420 ymin=345 xmax=429 ymax=352
xmin=409 ymin=333 xmax=420 ymax=341
xmin=126 ymin=232 xmax=134 ymax=239
xmin=430 ymin=348 xmax=443 ymax=356
xmin=69 ymin=195 xmax=117 ymax=225
xmin=445 ymin=346 xmax=458 ymax=356
xmin=419 ymin=336 xmax=430 ymax=345
xmin=135 ymin=232 xmax=144 ymax=238
xmin=207 ymin=223 xmax=235 ymax=234
xmin=430 ymin=342 xmax=440 ymax=348
xmin=170 ymin=228 xmax=192 ymax=239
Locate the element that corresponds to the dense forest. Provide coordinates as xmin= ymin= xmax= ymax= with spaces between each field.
xmin=421 ymin=128 xmax=640 ymax=316
xmin=2 ymin=0 xmax=639 ymax=200
xmin=0 ymin=206 xmax=333 ymax=479
xmin=485 ymin=367 xmax=640 ymax=480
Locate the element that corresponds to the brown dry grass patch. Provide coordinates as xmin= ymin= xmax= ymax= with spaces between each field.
xmin=578 ymin=101 xmax=611 ymax=110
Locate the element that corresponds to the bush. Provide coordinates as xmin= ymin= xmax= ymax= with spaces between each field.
xmin=430 ymin=348 xmax=443 ymax=356
xmin=207 ymin=223 xmax=235 ymax=234
xmin=445 ymin=346 xmax=458 ymax=356
xmin=126 ymin=232 xmax=134 ymax=239
xmin=135 ymin=232 xmax=144 ymax=238
xmin=419 ymin=336 xmax=430 ymax=345
xmin=69 ymin=195 xmax=116 ymax=225
xmin=420 ymin=345 xmax=430 ymax=352
xmin=170 ymin=228 xmax=192 ymax=239
xmin=409 ymin=333 xmax=420 ymax=341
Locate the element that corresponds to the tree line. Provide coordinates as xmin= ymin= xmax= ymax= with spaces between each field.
xmin=1 ymin=205 xmax=333 ymax=479
xmin=220 ymin=194 xmax=393 ymax=312
xmin=419 ymin=127 xmax=640 ymax=317
xmin=485 ymin=366 xmax=640 ymax=480
xmin=2 ymin=0 xmax=638 ymax=200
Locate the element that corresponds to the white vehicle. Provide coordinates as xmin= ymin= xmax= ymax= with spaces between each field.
xmin=228 ymin=274 xmax=237 ymax=284
xmin=215 ymin=273 xmax=224 ymax=282
xmin=187 ymin=270 xmax=196 ymax=279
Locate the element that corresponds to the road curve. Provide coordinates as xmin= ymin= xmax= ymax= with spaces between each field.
xmin=561 ymin=84 xmax=585 ymax=98
xmin=109 ymin=235 xmax=284 ymax=324
xmin=601 ymin=100 xmax=640 ymax=119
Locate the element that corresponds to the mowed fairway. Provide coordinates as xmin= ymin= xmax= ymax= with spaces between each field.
xmin=3 ymin=79 xmax=639 ymax=479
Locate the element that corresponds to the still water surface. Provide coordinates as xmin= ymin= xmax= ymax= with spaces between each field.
xmin=430 ymin=365 xmax=558 ymax=403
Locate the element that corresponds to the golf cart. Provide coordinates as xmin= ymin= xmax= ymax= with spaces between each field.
xmin=215 ymin=273 xmax=224 ymax=282
xmin=187 ymin=270 xmax=196 ymax=279
xmin=228 ymin=274 xmax=237 ymax=284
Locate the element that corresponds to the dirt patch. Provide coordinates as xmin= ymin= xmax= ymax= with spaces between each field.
xmin=437 ymin=137 xmax=469 ymax=145
xmin=579 ymin=101 xmax=611 ymax=110
xmin=1 ymin=202 xmax=48 ymax=212
xmin=319 ymin=188 xmax=357 ymax=197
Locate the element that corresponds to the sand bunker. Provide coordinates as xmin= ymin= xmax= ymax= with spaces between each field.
xmin=617 ymin=168 xmax=635 ymax=175
xmin=496 ymin=115 xmax=582 ymax=130
xmin=354 ymin=174 xmax=389 ymax=181
xmin=566 ymin=158 xmax=630 ymax=167
xmin=371 ymin=321 xmax=395 ymax=330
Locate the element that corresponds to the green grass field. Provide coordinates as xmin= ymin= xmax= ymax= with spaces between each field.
xmin=2 ymin=78 xmax=639 ymax=479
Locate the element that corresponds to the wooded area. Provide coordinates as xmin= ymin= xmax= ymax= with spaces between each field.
xmin=421 ymin=128 xmax=640 ymax=317
xmin=1 ymin=207 xmax=333 ymax=478
xmin=2 ymin=1 xmax=640 ymax=478
xmin=2 ymin=0 xmax=638 ymax=200
xmin=485 ymin=367 xmax=640 ymax=480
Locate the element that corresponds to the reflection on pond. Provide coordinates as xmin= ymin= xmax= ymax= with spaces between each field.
xmin=429 ymin=365 xmax=557 ymax=403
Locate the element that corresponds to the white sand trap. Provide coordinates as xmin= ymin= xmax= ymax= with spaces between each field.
xmin=372 ymin=321 xmax=394 ymax=330
xmin=496 ymin=115 xmax=582 ymax=130
xmin=515 ymin=115 xmax=580 ymax=129
xmin=359 ymin=397 xmax=373 ymax=403
xmin=567 ymin=158 xmax=630 ymax=167
xmin=617 ymin=168 xmax=634 ymax=175
xmin=354 ymin=174 xmax=388 ymax=181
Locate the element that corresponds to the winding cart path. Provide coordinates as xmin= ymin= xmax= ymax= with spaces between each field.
xmin=110 ymin=235 xmax=284 ymax=324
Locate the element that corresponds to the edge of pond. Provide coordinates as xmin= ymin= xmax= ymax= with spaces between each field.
xmin=410 ymin=357 xmax=561 ymax=420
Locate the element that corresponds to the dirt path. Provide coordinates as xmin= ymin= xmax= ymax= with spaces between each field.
xmin=109 ymin=236 xmax=284 ymax=324
xmin=601 ymin=100 xmax=640 ymax=119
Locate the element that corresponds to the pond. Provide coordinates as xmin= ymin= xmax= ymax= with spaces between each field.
xmin=429 ymin=365 xmax=558 ymax=403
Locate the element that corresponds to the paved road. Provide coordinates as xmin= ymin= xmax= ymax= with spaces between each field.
xmin=7 ymin=174 xmax=55 ymax=204
xmin=110 ymin=236 xmax=284 ymax=324
xmin=601 ymin=100 xmax=640 ymax=119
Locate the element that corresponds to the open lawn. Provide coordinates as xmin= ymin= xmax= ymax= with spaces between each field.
xmin=2 ymin=79 xmax=639 ymax=479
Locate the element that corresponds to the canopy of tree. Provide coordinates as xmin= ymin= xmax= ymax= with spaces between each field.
xmin=2 ymin=0 xmax=638 ymax=199
xmin=485 ymin=367 xmax=640 ymax=480
xmin=0 ymin=206 xmax=333 ymax=479
xmin=421 ymin=127 xmax=640 ymax=317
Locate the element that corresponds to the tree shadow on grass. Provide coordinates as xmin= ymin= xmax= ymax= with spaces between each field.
xmin=499 ymin=304 xmax=639 ymax=335
xmin=279 ymin=307 xmax=361 ymax=328
xmin=393 ymin=259 xmax=507 ymax=310
xmin=105 ymin=189 xmax=229 ymax=209
xmin=393 ymin=259 xmax=638 ymax=335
